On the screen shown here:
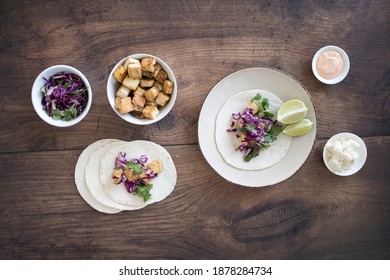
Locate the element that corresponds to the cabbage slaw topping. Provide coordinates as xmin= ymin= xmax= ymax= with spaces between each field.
xmin=112 ymin=152 xmax=158 ymax=202
xmin=40 ymin=71 xmax=88 ymax=121
xmin=227 ymin=94 xmax=283 ymax=162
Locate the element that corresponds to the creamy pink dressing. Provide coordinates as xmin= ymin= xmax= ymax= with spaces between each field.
xmin=316 ymin=50 xmax=344 ymax=79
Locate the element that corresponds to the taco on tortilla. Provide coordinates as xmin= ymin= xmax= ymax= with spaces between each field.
xmin=215 ymin=89 xmax=292 ymax=171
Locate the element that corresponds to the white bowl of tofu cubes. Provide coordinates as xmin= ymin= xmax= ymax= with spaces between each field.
xmin=107 ymin=54 xmax=177 ymax=125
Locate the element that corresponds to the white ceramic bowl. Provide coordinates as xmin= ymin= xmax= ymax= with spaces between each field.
xmin=323 ymin=132 xmax=367 ymax=176
xmin=107 ymin=53 xmax=177 ymax=125
xmin=312 ymin=45 xmax=350 ymax=84
xmin=31 ymin=65 xmax=92 ymax=127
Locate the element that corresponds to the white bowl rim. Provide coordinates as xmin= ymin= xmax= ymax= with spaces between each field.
xmin=106 ymin=53 xmax=177 ymax=125
xmin=323 ymin=132 xmax=367 ymax=176
xmin=312 ymin=45 xmax=350 ymax=85
xmin=31 ymin=64 xmax=92 ymax=127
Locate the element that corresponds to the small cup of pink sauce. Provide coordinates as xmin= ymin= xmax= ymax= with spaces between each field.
xmin=312 ymin=45 xmax=350 ymax=84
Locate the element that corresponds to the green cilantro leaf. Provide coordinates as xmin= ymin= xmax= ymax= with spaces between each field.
xmin=135 ymin=184 xmax=153 ymax=202
xmin=40 ymin=85 xmax=46 ymax=95
xmin=252 ymin=93 xmax=262 ymax=102
xmin=70 ymin=90 xmax=82 ymax=95
xmin=253 ymin=96 xmax=264 ymax=113
xmin=51 ymin=109 xmax=62 ymax=120
xmin=63 ymin=81 xmax=72 ymax=88
xmin=263 ymin=134 xmax=274 ymax=144
xmin=244 ymin=148 xmax=259 ymax=162
xmin=252 ymin=94 xmax=275 ymax=117
xmin=264 ymin=124 xmax=283 ymax=143
xmin=126 ymin=162 xmax=142 ymax=175
xmin=63 ymin=106 xmax=77 ymax=121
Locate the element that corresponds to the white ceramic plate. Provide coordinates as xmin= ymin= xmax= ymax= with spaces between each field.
xmin=198 ymin=67 xmax=317 ymax=187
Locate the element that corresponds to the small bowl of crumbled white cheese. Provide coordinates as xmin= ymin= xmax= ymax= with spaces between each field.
xmin=323 ymin=132 xmax=367 ymax=176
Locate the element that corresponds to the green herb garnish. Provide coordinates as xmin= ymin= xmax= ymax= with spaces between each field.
xmin=135 ymin=184 xmax=153 ymax=202
xmin=252 ymin=94 xmax=274 ymax=118
xmin=126 ymin=161 xmax=143 ymax=175
xmin=63 ymin=106 xmax=77 ymax=121
xmin=51 ymin=109 xmax=62 ymax=120
xmin=228 ymin=93 xmax=284 ymax=162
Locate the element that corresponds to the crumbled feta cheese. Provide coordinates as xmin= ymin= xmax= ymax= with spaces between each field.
xmin=325 ymin=137 xmax=360 ymax=172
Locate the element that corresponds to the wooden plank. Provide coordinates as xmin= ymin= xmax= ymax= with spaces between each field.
xmin=0 ymin=137 xmax=388 ymax=259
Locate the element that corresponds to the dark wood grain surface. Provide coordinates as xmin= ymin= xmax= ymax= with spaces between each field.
xmin=0 ymin=0 xmax=389 ymax=260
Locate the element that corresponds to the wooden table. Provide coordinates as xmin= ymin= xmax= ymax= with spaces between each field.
xmin=0 ymin=0 xmax=389 ymax=260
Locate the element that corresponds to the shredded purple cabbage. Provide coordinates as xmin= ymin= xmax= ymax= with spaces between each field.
xmin=115 ymin=152 xmax=128 ymax=169
xmin=131 ymin=155 xmax=148 ymax=168
xmin=144 ymin=169 xmax=158 ymax=180
xmin=125 ymin=179 xmax=142 ymax=193
xmin=113 ymin=152 xmax=158 ymax=200
xmin=227 ymin=108 xmax=282 ymax=162
xmin=41 ymin=71 xmax=88 ymax=120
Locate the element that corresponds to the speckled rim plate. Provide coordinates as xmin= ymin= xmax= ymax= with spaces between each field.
xmin=198 ymin=67 xmax=317 ymax=187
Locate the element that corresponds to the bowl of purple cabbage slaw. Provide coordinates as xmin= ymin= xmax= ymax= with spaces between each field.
xmin=31 ymin=65 xmax=92 ymax=127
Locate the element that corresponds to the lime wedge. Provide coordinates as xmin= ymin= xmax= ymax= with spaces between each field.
xmin=277 ymin=99 xmax=308 ymax=124
xmin=283 ymin=119 xmax=313 ymax=136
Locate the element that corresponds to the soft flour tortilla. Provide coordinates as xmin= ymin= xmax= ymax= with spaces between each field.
xmin=215 ymin=89 xmax=292 ymax=171
xmin=85 ymin=141 xmax=146 ymax=210
xmin=100 ymin=140 xmax=177 ymax=207
xmin=74 ymin=139 xmax=122 ymax=214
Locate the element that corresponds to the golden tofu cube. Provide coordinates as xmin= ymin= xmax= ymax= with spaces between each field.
xmin=148 ymin=160 xmax=163 ymax=174
xmin=142 ymin=105 xmax=159 ymax=120
xmin=246 ymin=101 xmax=259 ymax=114
xmin=131 ymin=110 xmax=144 ymax=119
xmin=155 ymin=69 xmax=168 ymax=84
xmin=133 ymin=87 xmax=146 ymax=97
xmin=141 ymin=57 xmax=156 ymax=73
xmin=152 ymin=64 xmax=162 ymax=78
xmin=132 ymin=105 xmax=142 ymax=112
xmin=117 ymin=97 xmax=133 ymax=114
xmin=124 ymin=169 xmax=139 ymax=182
xmin=115 ymin=97 xmax=121 ymax=109
xmin=127 ymin=63 xmax=142 ymax=79
xmin=154 ymin=81 xmax=163 ymax=91
xmin=142 ymin=71 xmax=154 ymax=78
xmin=112 ymin=169 xmax=123 ymax=184
xmin=146 ymin=100 xmax=157 ymax=106
xmin=113 ymin=65 xmax=127 ymax=83
xmin=122 ymin=76 xmax=140 ymax=90
xmin=123 ymin=57 xmax=140 ymax=69
xmin=140 ymin=170 xmax=151 ymax=183
xmin=140 ymin=78 xmax=155 ymax=88
xmin=163 ymin=79 xmax=174 ymax=94
xmin=132 ymin=94 xmax=146 ymax=109
xmin=144 ymin=86 xmax=159 ymax=101
xmin=155 ymin=92 xmax=170 ymax=107
xmin=116 ymin=85 xmax=130 ymax=98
